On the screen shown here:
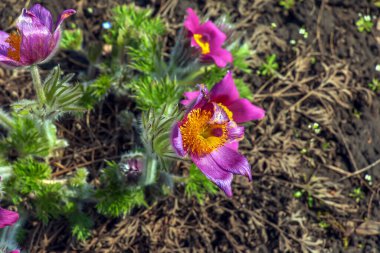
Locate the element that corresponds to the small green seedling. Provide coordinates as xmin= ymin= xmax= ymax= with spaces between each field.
xmin=299 ymin=27 xmax=309 ymax=39
xmin=279 ymin=0 xmax=296 ymax=10
xmin=356 ymin=14 xmax=374 ymax=33
xmin=368 ymin=78 xmax=380 ymax=92
xmin=308 ymin=122 xmax=321 ymax=134
xmin=60 ymin=29 xmax=83 ymax=51
xmin=322 ymin=142 xmax=330 ymax=151
xmin=349 ymin=187 xmax=365 ymax=203
xmin=271 ymin=22 xmax=277 ymax=30
xmin=258 ymin=54 xmax=279 ymax=77
xmin=293 ymin=190 xmax=304 ymax=198
xmin=353 ymin=108 xmax=362 ymax=119
xmin=300 ymin=148 xmax=308 ymax=155
xmin=319 ymin=221 xmax=330 ymax=229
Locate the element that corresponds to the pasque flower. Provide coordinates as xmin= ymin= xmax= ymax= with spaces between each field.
xmin=171 ymin=72 xmax=265 ymax=196
xmin=0 ymin=207 xmax=19 ymax=228
xmin=184 ymin=8 xmax=233 ymax=68
xmin=0 ymin=4 xmax=75 ymax=67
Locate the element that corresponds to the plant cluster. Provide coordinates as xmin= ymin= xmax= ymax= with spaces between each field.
xmin=0 ymin=3 xmax=264 ymax=247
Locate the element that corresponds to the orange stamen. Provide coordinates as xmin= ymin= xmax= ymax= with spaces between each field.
xmin=5 ymin=32 xmax=21 ymax=62
xmin=180 ymin=108 xmax=229 ymax=156
xmin=193 ymin=34 xmax=210 ymax=55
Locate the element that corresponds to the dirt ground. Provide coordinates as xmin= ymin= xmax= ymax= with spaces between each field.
xmin=1 ymin=0 xmax=380 ymax=252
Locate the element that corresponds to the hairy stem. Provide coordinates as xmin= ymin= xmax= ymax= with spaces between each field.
xmin=0 ymin=109 xmax=14 ymax=129
xmin=30 ymin=65 xmax=46 ymax=105
xmin=139 ymin=155 xmax=157 ymax=186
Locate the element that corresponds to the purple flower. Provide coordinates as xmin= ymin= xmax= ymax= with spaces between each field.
xmin=0 ymin=208 xmax=19 ymax=228
xmin=171 ymin=72 xmax=265 ymax=196
xmin=0 ymin=4 xmax=75 ymax=67
xmin=184 ymin=8 xmax=233 ymax=68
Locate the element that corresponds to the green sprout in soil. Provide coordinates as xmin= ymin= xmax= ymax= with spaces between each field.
xmin=299 ymin=27 xmax=309 ymax=39
xmin=368 ymin=78 xmax=380 ymax=92
xmin=308 ymin=122 xmax=321 ymax=134
xmin=318 ymin=221 xmax=330 ymax=229
xmin=353 ymin=108 xmax=362 ymax=119
xmin=356 ymin=14 xmax=374 ymax=33
xmin=349 ymin=187 xmax=365 ymax=203
xmin=279 ymin=0 xmax=296 ymax=10
xmin=258 ymin=54 xmax=279 ymax=77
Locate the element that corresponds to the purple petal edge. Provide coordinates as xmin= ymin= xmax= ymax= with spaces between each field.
xmin=0 ymin=208 xmax=19 ymax=228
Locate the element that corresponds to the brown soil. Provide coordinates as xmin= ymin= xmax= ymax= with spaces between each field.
xmin=1 ymin=0 xmax=380 ymax=252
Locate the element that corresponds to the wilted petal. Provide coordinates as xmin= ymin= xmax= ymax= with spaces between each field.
xmin=228 ymin=98 xmax=265 ymax=123
xmin=208 ymin=48 xmax=233 ymax=68
xmin=17 ymin=9 xmax=53 ymax=65
xmin=0 ymin=208 xmax=19 ymax=228
xmin=210 ymin=146 xmax=251 ymax=181
xmin=184 ymin=8 xmax=200 ymax=34
xmin=181 ymin=90 xmax=200 ymax=106
xmin=171 ymin=124 xmax=186 ymax=157
xmin=210 ymin=71 xmax=239 ymax=105
xmin=55 ymin=9 xmax=76 ymax=31
xmin=30 ymin=4 xmax=54 ymax=32
xmin=191 ymin=154 xmax=233 ymax=197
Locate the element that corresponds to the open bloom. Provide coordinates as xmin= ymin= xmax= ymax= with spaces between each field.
xmin=184 ymin=8 xmax=233 ymax=68
xmin=0 ymin=4 xmax=75 ymax=67
xmin=0 ymin=208 xmax=19 ymax=228
xmin=171 ymin=72 xmax=265 ymax=196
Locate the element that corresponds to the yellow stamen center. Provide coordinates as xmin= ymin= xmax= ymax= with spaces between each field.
xmin=193 ymin=34 xmax=210 ymax=55
xmin=180 ymin=108 xmax=229 ymax=156
xmin=5 ymin=32 xmax=21 ymax=62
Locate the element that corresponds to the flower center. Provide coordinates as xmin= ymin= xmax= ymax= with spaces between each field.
xmin=193 ymin=34 xmax=210 ymax=55
xmin=5 ymin=32 xmax=21 ymax=62
xmin=180 ymin=108 xmax=229 ymax=156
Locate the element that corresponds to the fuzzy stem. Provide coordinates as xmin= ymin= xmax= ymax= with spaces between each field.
xmin=139 ymin=155 xmax=157 ymax=186
xmin=30 ymin=65 xmax=46 ymax=105
xmin=0 ymin=109 xmax=14 ymax=129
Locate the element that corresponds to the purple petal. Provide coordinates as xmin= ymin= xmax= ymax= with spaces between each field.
xmin=228 ymin=99 xmax=265 ymax=123
xmin=181 ymin=90 xmax=200 ymax=106
xmin=198 ymin=21 xmax=226 ymax=49
xmin=210 ymin=72 xmax=239 ymax=105
xmin=29 ymin=4 xmax=54 ymax=32
xmin=225 ymin=141 xmax=239 ymax=151
xmin=189 ymin=84 xmax=210 ymax=111
xmin=0 ymin=31 xmax=10 ymax=55
xmin=208 ymin=48 xmax=233 ymax=68
xmin=55 ymin=9 xmax=76 ymax=31
xmin=10 ymin=250 xmax=20 ymax=253
xmin=210 ymin=146 xmax=252 ymax=181
xmin=171 ymin=123 xmax=186 ymax=157
xmin=184 ymin=8 xmax=200 ymax=34
xmin=0 ymin=55 xmax=22 ymax=67
xmin=227 ymin=121 xmax=244 ymax=141
xmin=0 ymin=208 xmax=19 ymax=228
xmin=17 ymin=9 xmax=53 ymax=65
xmin=191 ymin=154 xmax=233 ymax=197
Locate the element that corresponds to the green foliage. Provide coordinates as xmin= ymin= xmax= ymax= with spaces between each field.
xmin=185 ymin=164 xmax=218 ymax=204
xmin=96 ymin=161 xmax=146 ymax=217
xmin=230 ymin=42 xmax=252 ymax=74
xmin=368 ymin=78 xmax=380 ymax=92
xmin=80 ymin=75 xmax=112 ymax=109
xmin=68 ymin=211 xmax=93 ymax=241
xmin=11 ymin=158 xmax=51 ymax=194
xmin=13 ymin=66 xmax=85 ymax=119
xmin=60 ymin=29 xmax=83 ymax=51
xmin=235 ymin=78 xmax=254 ymax=100
xmin=131 ymin=76 xmax=182 ymax=111
xmin=141 ymin=105 xmax=181 ymax=166
xmin=258 ymin=54 xmax=279 ymax=77
xmin=68 ymin=168 xmax=89 ymax=188
xmin=375 ymin=0 xmax=380 ymax=7
xmin=34 ymin=183 xmax=66 ymax=224
xmin=356 ymin=14 xmax=374 ymax=33
xmin=279 ymin=0 xmax=296 ymax=10
xmin=0 ymin=115 xmax=67 ymax=160
xmin=349 ymin=187 xmax=365 ymax=203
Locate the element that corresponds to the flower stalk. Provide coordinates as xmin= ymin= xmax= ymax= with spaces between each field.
xmin=30 ymin=65 xmax=46 ymax=105
xmin=139 ymin=155 xmax=157 ymax=186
